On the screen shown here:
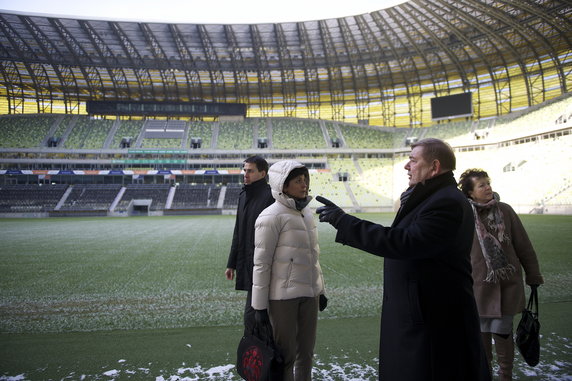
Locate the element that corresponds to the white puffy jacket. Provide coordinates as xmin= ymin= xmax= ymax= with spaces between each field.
xmin=251 ymin=160 xmax=325 ymax=310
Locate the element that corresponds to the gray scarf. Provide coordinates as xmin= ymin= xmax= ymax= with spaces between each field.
xmin=294 ymin=196 xmax=311 ymax=211
xmin=469 ymin=193 xmax=516 ymax=283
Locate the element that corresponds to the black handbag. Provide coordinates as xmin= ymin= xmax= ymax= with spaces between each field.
xmin=236 ymin=322 xmax=284 ymax=381
xmin=515 ymin=286 xmax=540 ymax=366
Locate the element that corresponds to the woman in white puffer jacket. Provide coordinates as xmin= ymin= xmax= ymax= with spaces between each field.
xmin=252 ymin=159 xmax=326 ymax=381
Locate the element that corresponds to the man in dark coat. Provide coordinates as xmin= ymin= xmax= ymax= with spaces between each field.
xmin=225 ymin=155 xmax=274 ymax=334
xmin=316 ymin=138 xmax=490 ymax=381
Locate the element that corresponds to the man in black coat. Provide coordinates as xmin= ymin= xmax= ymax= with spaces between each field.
xmin=226 ymin=155 xmax=274 ymax=334
xmin=316 ymin=138 xmax=490 ymax=381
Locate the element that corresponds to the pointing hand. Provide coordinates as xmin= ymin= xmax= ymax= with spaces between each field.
xmin=315 ymin=196 xmax=345 ymax=228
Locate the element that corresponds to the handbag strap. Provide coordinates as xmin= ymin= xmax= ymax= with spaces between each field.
xmin=527 ymin=286 xmax=539 ymax=316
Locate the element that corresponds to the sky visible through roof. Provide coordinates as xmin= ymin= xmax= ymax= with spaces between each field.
xmin=0 ymin=0 xmax=409 ymax=24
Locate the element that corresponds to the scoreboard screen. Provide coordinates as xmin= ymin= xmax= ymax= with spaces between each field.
xmin=430 ymin=93 xmax=472 ymax=120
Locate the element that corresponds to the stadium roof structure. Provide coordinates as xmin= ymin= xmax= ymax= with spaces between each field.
xmin=0 ymin=0 xmax=571 ymax=127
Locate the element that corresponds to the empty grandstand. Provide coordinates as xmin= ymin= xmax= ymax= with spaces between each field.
xmin=0 ymin=1 xmax=571 ymax=216
xmin=1 ymin=96 xmax=571 ymax=216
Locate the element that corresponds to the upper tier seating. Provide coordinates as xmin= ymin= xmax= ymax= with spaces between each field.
xmin=112 ymin=120 xmax=144 ymax=148
xmin=308 ymin=170 xmax=353 ymax=208
xmin=422 ymin=120 xmax=472 ymax=143
xmin=188 ymin=121 xmax=213 ymax=149
xmin=141 ymin=120 xmax=185 ymax=148
xmin=271 ymin=119 xmax=326 ymax=149
xmin=217 ymin=120 xmax=255 ymax=149
xmin=0 ymin=114 xmax=57 ymax=148
xmin=142 ymin=138 xmax=183 ymax=148
xmin=338 ymin=124 xmax=395 ymax=149
xmin=351 ymin=157 xmax=394 ymax=208
xmin=63 ymin=117 xmax=114 ymax=149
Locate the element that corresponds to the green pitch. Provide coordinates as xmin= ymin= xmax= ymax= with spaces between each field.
xmin=0 ymin=214 xmax=571 ymax=380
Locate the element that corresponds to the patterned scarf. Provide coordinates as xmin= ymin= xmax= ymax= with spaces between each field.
xmin=469 ymin=193 xmax=516 ymax=283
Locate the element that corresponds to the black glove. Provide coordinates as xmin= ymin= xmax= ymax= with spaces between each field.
xmin=315 ymin=196 xmax=345 ymax=228
xmin=319 ymin=294 xmax=328 ymax=312
xmin=255 ymin=309 xmax=271 ymax=326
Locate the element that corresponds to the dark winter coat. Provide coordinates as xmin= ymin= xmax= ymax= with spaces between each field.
xmin=334 ymin=171 xmax=490 ymax=381
xmin=470 ymin=202 xmax=544 ymax=318
xmin=226 ymin=178 xmax=274 ymax=291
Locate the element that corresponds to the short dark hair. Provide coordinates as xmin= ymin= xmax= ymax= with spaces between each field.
xmin=411 ymin=138 xmax=456 ymax=171
xmin=244 ymin=155 xmax=269 ymax=174
xmin=284 ymin=166 xmax=309 ymax=188
xmin=458 ymin=168 xmax=489 ymax=198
